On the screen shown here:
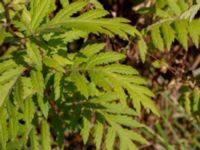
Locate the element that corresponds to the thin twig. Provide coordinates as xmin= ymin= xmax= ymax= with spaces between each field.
xmin=0 ymin=0 xmax=20 ymax=38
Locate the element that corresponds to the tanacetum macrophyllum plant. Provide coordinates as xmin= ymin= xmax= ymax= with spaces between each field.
xmin=0 ymin=0 xmax=180 ymax=150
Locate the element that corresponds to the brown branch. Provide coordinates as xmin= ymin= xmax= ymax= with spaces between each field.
xmin=191 ymin=55 xmax=200 ymax=70
xmin=0 ymin=0 xmax=20 ymax=38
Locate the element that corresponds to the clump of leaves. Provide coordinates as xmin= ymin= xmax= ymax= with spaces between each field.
xmin=0 ymin=0 xmax=158 ymax=149
xmin=138 ymin=0 xmax=200 ymax=57
xmin=179 ymin=85 xmax=200 ymax=121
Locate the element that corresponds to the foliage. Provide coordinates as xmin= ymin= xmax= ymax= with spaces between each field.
xmin=179 ymin=85 xmax=200 ymax=121
xmin=0 ymin=0 xmax=200 ymax=150
xmin=0 ymin=0 xmax=158 ymax=150
xmin=138 ymin=0 xmax=200 ymax=59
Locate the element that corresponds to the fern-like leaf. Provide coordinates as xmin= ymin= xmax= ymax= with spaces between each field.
xmin=167 ymin=0 xmax=181 ymax=15
xmin=23 ymin=96 xmax=35 ymax=128
xmin=30 ymin=70 xmax=44 ymax=97
xmin=41 ymin=120 xmax=51 ymax=150
xmin=180 ymin=3 xmax=200 ymax=21
xmin=161 ymin=22 xmax=175 ymax=50
xmin=86 ymin=52 xmax=125 ymax=67
xmin=26 ymin=41 xmax=42 ymax=71
xmin=81 ymin=111 xmax=91 ymax=144
xmin=138 ymin=38 xmax=147 ymax=63
xmin=151 ymin=27 xmax=164 ymax=51
xmin=0 ymin=77 xmax=20 ymax=107
xmin=52 ymin=30 xmax=88 ymax=43
xmin=71 ymin=71 xmax=89 ymax=98
xmin=30 ymin=0 xmax=50 ymax=31
xmin=0 ymin=113 xmax=8 ymax=150
xmin=105 ymin=127 xmax=116 ymax=150
xmin=30 ymin=128 xmax=39 ymax=150
xmin=54 ymin=72 xmax=63 ymax=100
xmin=93 ymin=121 xmax=103 ymax=150
xmin=51 ymin=1 xmax=88 ymax=24
xmin=174 ymin=20 xmax=188 ymax=50
xmin=188 ymin=19 xmax=200 ymax=48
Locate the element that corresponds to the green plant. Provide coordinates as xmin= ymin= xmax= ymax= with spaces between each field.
xmin=179 ymin=85 xmax=200 ymax=121
xmin=0 ymin=0 xmax=158 ymax=149
xmin=137 ymin=0 xmax=200 ymax=56
xmin=1 ymin=0 xmax=200 ymax=150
